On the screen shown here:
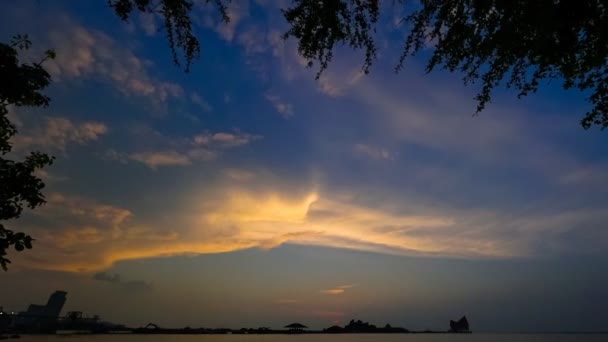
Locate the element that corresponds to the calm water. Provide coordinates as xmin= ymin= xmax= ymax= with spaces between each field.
xmin=16 ymin=334 xmax=608 ymax=342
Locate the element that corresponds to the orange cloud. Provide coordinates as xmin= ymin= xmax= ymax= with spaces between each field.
xmin=320 ymin=284 xmax=356 ymax=295
xmin=17 ymin=179 xmax=581 ymax=272
xmin=320 ymin=289 xmax=345 ymax=295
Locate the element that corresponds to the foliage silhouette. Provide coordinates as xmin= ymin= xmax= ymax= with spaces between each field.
xmin=0 ymin=34 xmax=55 ymax=270
xmin=108 ymin=0 xmax=608 ymax=129
xmin=324 ymin=319 xmax=409 ymax=333
xmin=108 ymin=0 xmax=230 ymax=72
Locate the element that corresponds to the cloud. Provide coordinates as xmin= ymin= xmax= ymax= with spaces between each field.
xmin=93 ymin=272 xmax=153 ymax=292
xmin=139 ymin=12 xmax=157 ymax=36
xmin=222 ymin=24 xmax=310 ymax=82
xmin=44 ymin=18 xmax=183 ymax=105
xmin=239 ymin=24 xmax=365 ymax=90
xmin=265 ymin=93 xmax=294 ymax=118
xmin=13 ymin=178 xmax=608 ymax=273
xmin=193 ymin=131 xmax=262 ymax=147
xmin=93 ymin=271 xmax=121 ymax=282
xmin=318 ymin=76 xmax=344 ymax=97
xmin=316 ymin=67 xmax=367 ymax=97
xmin=11 ymin=117 xmax=107 ymax=152
xmin=106 ymin=148 xmax=216 ymax=169
xmin=320 ymin=289 xmax=345 ymax=295
xmin=353 ymin=143 xmax=395 ymax=161
xmin=352 ymin=78 xmax=551 ymax=164
xmin=320 ymin=284 xmax=357 ymax=294
xmin=238 ymin=27 xmax=267 ymax=55
xmin=13 ymin=192 xmax=182 ymax=271
xmin=33 ymin=169 xmax=69 ymax=183
xmin=559 ymin=164 xmax=608 ymax=188
xmin=129 ymin=151 xmax=198 ymax=168
xmin=211 ymin=1 xmax=248 ymax=42
xmin=105 ymin=129 xmax=260 ymax=169
xmin=190 ymin=92 xmax=213 ymax=112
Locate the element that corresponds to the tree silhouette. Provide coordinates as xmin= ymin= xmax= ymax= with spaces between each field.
xmin=108 ymin=0 xmax=230 ymax=72
xmin=108 ymin=0 xmax=608 ymax=129
xmin=0 ymin=35 xmax=55 ymax=271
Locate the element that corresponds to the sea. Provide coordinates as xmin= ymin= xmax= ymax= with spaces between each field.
xmin=14 ymin=334 xmax=608 ymax=342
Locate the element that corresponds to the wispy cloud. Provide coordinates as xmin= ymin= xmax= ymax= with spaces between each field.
xmin=238 ymin=27 xmax=267 ymax=55
xmin=130 ymin=150 xmax=207 ymax=168
xmin=33 ymin=169 xmax=69 ymax=183
xmin=320 ymin=284 xmax=357 ymax=294
xmin=318 ymin=76 xmax=344 ymax=97
xmin=207 ymin=1 xmax=248 ymax=42
xmin=93 ymin=272 xmax=153 ymax=292
xmin=194 ymin=131 xmax=262 ymax=147
xmin=45 ymin=17 xmax=183 ymax=105
xmin=265 ymin=93 xmax=294 ymax=118
xmin=11 ymin=117 xmax=107 ymax=153
xmin=320 ymin=289 xmax=345 ymax=295
xmin=105 ymin=148 xmax=216 ymax=169
xmin=138 ymin=12 xmax=157 ymax=36
xmin=353 ymin=143 xmax=395 ymax=161
xmin=559 ymin=164 xmax=608 ymax=188
xmin=105 ymin=129 xmax=261 ymax=169
xmin=190 ymin=92 xmax=213 ymax=112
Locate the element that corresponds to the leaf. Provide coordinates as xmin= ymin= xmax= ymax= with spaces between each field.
xmin=45 ymin=49 xmax=56 ymax=60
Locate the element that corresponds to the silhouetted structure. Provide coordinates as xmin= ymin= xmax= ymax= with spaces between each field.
xmin=0 ymin=307 xmax=11 ymax=332
xmin=13 ymin=291 xmax=67 ymax=333
xmin=285 ymin=323 xmax=307 ymax=333
xmin=449 ymin=316 xmax=471 ymax=333
xmin=56 ymin=311 xmax=116 ymax=333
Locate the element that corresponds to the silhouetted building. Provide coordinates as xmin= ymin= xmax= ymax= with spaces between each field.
xmin=285 ymin=323 xmax=307 ymax=333
xmin=449 ymin=315 xmax=470 ymax=333
xmin=45 ymin=291 xmax=67 ymax=318
xmin=14 ymin=291 xmax=67 ymax=333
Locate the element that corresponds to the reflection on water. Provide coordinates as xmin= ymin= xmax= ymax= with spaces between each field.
xmin=16 ymin=334 xmax=608 ymax=342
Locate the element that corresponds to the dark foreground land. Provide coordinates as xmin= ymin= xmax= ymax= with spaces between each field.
xmin=3 ymin=318 xmax=472 ymax=336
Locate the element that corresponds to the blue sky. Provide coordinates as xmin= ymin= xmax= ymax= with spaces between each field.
xmin=1 ymin=0 xmax=607 ymax=332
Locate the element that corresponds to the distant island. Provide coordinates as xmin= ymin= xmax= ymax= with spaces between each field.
xmin=324 ymin=319 xmax=409 ymax=333
xmin=129 ymin=317 xmax=469 ymax=335
xmin=1 ymin=290 xmax=472 ymax=336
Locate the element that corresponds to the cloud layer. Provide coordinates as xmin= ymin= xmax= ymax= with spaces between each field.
xmin=15 ymin=169 xmax=608 ymax=273
xmin=12 ymin=117 xmax=107 ymax=153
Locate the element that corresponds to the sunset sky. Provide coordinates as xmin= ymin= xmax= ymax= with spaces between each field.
xmin=1 ymin=0 xmax=607 ymax=333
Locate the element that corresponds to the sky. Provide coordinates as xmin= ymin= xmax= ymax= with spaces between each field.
xmin=1 ymin=0 xmax=608 ymax=333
